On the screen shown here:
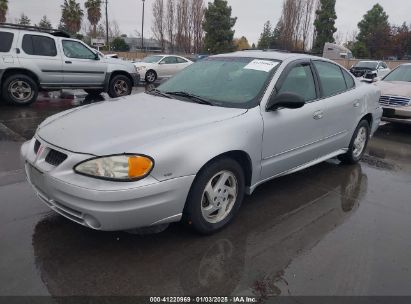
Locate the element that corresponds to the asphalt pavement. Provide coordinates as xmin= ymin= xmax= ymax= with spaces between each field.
xmin=1 ymin=87 xmax=411 ymax=297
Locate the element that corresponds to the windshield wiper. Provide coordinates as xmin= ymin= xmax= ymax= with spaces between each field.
xmin=164 ymin=91 xmax=214 ymax=106
xmin=146 ymin=89 xmax=173 ymax=99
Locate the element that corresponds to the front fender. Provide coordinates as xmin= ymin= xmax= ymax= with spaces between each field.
xmin=140 ymin=107 xmax=264 ymax=186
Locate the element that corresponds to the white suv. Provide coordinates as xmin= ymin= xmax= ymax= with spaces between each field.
xmin=0 ymin=24 xmax=140 ymax=106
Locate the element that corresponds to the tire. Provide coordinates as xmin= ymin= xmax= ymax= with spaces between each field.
xmin=2 ymin=74 xmax=38 ymax=106
xmin=183 ymin=158 xmax=245 ymax=235
xmin=84 ymin=89 xmax=104 ymax=96
xmin=145 ymin=70 xmax=157 ymax=83
xmin=339 ymin=120 xmax=370 ymax=165
xmin=108 ymin=75 xmax=132 ymax=98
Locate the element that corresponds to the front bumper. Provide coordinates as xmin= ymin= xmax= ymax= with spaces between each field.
xmin=381 ymin=106 xmax=411 ymax=124
xmin=21 ymin=139 xmax=194 ymax=231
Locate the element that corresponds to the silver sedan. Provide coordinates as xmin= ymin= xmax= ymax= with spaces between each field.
xmin=21 ymin=51 xmax=382 ymax=234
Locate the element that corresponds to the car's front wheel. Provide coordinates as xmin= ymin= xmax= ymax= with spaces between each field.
xmin=108 ymin=75 xmax=132 ymax=98
xmin=2 ymin=74 xmax=38 ymax=106
xmin=145 ymin=70 xmax=157 ymax=83
xmin=183 ymin=158 xmax=245 ymax=234
xmin=339 ymin=120 xmax=370 ymax=164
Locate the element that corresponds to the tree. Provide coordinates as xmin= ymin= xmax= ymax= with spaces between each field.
xmin=61 ymin=0 xmax=84 ymax=34
xmin=85 ymin=0 xmax=102 ymax=38
xmin=356 ymin=4 xmax=390 ymax=59
xmin=152 ymin=0 xmax=166 ymax=51
xmin=251 ymin=43 xmax=256 ymax=49
xmin=192 ymin=0 xmax=205 ymax=53
xmin=203 ymin=0 xmax=237 ymax=54
xmin=234 ymin=36 xmax=250 ymax=50
xmin=111 ymin=37 xmax=130 ymax=52
xmin=18 ymin=14 xmax=31 ymax=26
xmin=38 ymin=16 xmax=52 ymax=29
xmin=166 ymin=0 xmax=175 ymax=51
xmin=312 ymin=0 xmax=337 ymax=53
xmin=258 ymin=21 xmax=273 ymax=49
xmin=0 ymin=0 xmax=8 ymax=23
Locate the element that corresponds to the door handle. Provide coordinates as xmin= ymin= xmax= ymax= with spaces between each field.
xmin=65 ymin=61 xmax=72 ymax=64
xmin=313 ymin=110 xmax=324 ymax=120
xmin=353 ymin=100 xmax=360 ymax=108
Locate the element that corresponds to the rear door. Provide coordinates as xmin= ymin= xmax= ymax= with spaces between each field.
xmin=312 ymin=60 xmax=361 ymax=152
xmin=17 ymin=32 xmax=64 ymax=85
xmin=61 ymin=39 xmax=107 ymax=86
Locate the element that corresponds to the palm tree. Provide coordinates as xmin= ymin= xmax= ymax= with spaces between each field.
xmin=61 ymin=0 xmax=84 ymax=34
xmin=85 ymin=0 xmax=102 ymax=38
xmin=0 ymin=0 xmax=8 ymax=23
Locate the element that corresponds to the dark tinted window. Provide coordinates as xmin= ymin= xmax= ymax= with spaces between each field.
xmin=342 ymin=69 xmax=355 ymax=89
xmin=314 ymin=61 xmax=347 ymax=97
xmin=278 ymin=64 xmax=317 ymax=102
xmin=22 ymin=35 xmax=57 ymax=56
xmin=0 ymin=31 xmax=14 ymax=52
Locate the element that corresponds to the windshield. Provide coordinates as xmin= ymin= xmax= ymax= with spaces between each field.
xmin=355 ymin=61 xmax=378 ymax=69
xmin=142 ymin=55 xmax=163 ymax=63
xmin=383 ymin=65 xmax=411 ymax=82
xmin=157 ymin=57 xmax=280 ymax=108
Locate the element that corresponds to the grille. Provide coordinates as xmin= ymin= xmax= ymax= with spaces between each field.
xmin=45 ymin=149 xmax=68 ymax=166
xmin=379 ymin=95 xmax=411 ymax=107
xmin=34 ymin=140 xmax=41 ymax=154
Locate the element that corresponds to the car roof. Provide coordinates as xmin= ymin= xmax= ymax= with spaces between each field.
xmin=211 ymin=50 xmax=318 ymax=61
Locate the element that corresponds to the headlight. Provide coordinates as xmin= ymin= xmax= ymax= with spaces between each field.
xmin=74 ymin=154 xmax=154 ymax=181
xmin=135 ymin=66 xmax=146 ymax=72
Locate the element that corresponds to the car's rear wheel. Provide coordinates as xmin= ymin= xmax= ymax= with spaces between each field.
xmin=339 ymin=120 xmax=370 ymax=164
xmin=84 ymin=89 xmax=104 ymax=96
xmin=145 ymin=70 xmax=157 ymax=83
xmin=2 ymin=74 xmax=38 ymax=106
xmin=183 ymin=158 xmax=245 ymax=234
xmin=108 ymin=75 xmax=132 ymax=98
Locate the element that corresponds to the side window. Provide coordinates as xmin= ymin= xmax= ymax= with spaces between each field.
xmin=176 ymin=57 xmax=187 ymax=63
xmin=0 ymin=31 xmax=14 ymax=52
xmin=277 ymin=64 xmax=317 ymax=102
xmin=161 ymin=56 xmax=178 ymax=64
xmin=62 ymin=40 xmax=95 ymax=59
xmin=22 ymin=35 xmax=57 ymax=56
xmin=313 ymin=61 xmax=347 ymax=97
xmin=342 ymin=69 xmax=355 ymax=89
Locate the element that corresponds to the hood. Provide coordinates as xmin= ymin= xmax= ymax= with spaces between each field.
xmin=374 ymin=81 xmax=411 ymax=98
xmin=38 ymin=93 xmax=247 ymax=155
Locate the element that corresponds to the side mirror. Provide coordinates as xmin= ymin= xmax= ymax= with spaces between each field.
xmin=94 ymin=53 xmax=100 ymax=60
xmin=373 ymin=77 xmax=381 ymax=83
xmin=266 ymin=92 xmax=306 ymax=111
xmin=159 ymin=61 xmax=166 ymax=65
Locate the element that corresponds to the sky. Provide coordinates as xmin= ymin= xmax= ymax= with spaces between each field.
xmin=6 ymin=0 xmax=411 ymax=45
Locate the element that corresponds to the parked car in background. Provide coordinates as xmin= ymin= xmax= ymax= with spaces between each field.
xmin=22 ymin=51 xmax=382 ymax=234
xmin=134 ymin=55 xmax=193 ymax=83
xmin=350 ymin=61 xmax=390 ymax=81
xmin=374 ymin=64 xmax=411 ymax=124
xmin=190 ymin=54 xmax=209 ymax=62
xmin=322 ymin=43 xmax=353 ymax=60
xmin=94 ymin=49 xmax=119 ymax=59
xmin=0 ymin=23 xmax=139 ymax=105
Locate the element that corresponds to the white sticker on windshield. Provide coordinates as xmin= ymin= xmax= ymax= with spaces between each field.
xmin=244 ymin=60 xmax=279 ymax=72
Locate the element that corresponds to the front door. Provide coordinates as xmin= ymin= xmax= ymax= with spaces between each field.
xmin=261 ymin=60 xmax=328 ymax=180
xmin=61 ymin=39 xmax=107 ymax=86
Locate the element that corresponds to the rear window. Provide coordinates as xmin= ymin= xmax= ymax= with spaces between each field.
xmin=22 ymin=35 xmax=57 ymax=57
xmin=0 ymin=31 xmax=14 ymax=52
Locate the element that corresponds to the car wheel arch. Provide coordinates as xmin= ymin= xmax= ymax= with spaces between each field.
xmin=194 ymin=150 xmax=253 ymax=188
xmin=2 ymin=68 xmax=40 ymax=86
xmin=109 ymin=70 xmax=133 ymax=86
